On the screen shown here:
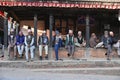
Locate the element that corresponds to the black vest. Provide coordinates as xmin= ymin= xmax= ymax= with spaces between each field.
xmin=77 ymin=37 xmax=83 ymax=44
xmin=26 ymin=35 xmax=33 ymax=45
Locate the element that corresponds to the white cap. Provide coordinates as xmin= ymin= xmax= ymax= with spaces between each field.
xmin=109 ymin=31 xmax=113 ymax=35
xmin=43 ymin=30 xmax=46 ymax=33
xmin=28 ymin=29 xmax=32 ymax=33
xmin=9 ymin=17 xmax=13 ymax=20
xmin=10 ymin=28 xmax=14 ymax=32
xmin=69 ymin=30 xmax=73 ymax=33
xmin=78 ymin=31 xmax=82 ymax=34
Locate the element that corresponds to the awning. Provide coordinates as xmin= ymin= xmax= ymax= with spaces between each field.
xmin=0 ymin=1 xmax=120 ymax=9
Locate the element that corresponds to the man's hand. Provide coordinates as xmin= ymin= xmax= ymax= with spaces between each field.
xmin=43 ymin=45 xmax=45 ymax=47
xmin=10 ymin=43 xmax=14 ymax=47
xmin=28 ymin=45 xmax=30 ymax=47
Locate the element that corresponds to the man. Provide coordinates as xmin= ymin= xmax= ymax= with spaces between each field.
xmin=16 ymin=31 xmax=25 ymax=58
xmin=107 ymin=31 xmax=117 ymax=60
xmin=8 ymin=17 xmax=13 ymax=35
xmin=96 ymin=31 xmax=109 ymax=48
xmin=65 ymin=30 xmax=75 ymax=57
xmin=8 ymin=29 xmax=16 ymax=60
xmin=101 ymin=31 xmax=109 ymax=48
xmin=53 ymin=30 xmax=61 ymax=60
xmin=89 ymin=33 xmax=99 ymax=48
xmin=38 ymin=31 xmax=49 ymax=60
xmin=113 ymin=40 xmax=120 ymax=58
xmin=75 ymin=31 xmax=85 ymax=47
xmin=24 ymin=29 xmax=35 ymax=62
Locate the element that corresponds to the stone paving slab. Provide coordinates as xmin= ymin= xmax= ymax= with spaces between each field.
xmin=0 ymin=68 xmax=120 ymax=80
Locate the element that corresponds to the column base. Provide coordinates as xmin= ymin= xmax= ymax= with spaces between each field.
xmin=48 ymin=47 xmax=53 ymax=60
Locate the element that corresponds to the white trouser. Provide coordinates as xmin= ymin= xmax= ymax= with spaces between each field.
xmin=17 ymin=45 xmax=24 ymax=55
xmin=96 ymin=42 xmax=103 ymax=48
xmin=39 ymin=45 xmax=48 ymax=56
xmin=25 ymin=46 xmax=35 ymax=60
xmin=8 ymin=45 xmax=16 ymax=57
xmin=113 ymin=41 xmax=120 ymax=56
xmin=117 ymin=47 xmax=120 ymax=56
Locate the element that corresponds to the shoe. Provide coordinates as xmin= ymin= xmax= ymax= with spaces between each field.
xmin=0 ymin=55 xmax=4 ymax=58
xmin=55 ymin=59 xmax=59 ymax=61
xmin=14 ymin=57 xmax=17 ymax=60
xmin=118 ymin=55 xmax=120 ymax=58
xmin=31 ymin=58 xmax=34 ymax=62
xmin=19 ymin=54 xmax=22 ymax=58
xmin=8 ymin=54 xmax=10 ymax=58
xmin=39 ymin=56 xmax=42 ymax=60
xmin=107 ymin=58 xmax=111 ymax=60
xmin=59 ymin=59 xmax=63 ymax=61
xmin=26 ymin=59 xmax=29 ymax=62
xmin=105 ymin=53 xmax=107 ymax=55
xmin=67 ymin=53 xmax=70 ymax=57
xmin=22 ymin=54 xmax=24 ymax=57
xmin=45 ymin=55 xmax=48 ymax=60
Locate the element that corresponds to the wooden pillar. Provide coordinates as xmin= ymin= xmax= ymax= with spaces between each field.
xmin=3 ymin=12 xmax=8 ymax=59
xmin=45 ymin=15 xmax=49 ymax=30
xmin=85 ymin=14 xmax=90 ymax=58
xmin=16 ymin=23 xmax=19 ymax=35
xmin=73 ymin=18 xmax=76 ymax=35
xmin=66 ymin=18 xmax=69 ymax=34
xmin=4 ymin=13 xmax=8 ymax=48
xmin=34 ymin=14 xmax=37 ymax=47
xmin=60 ymin=17 xmax=62 ymax=33
xmin=48 ymin=14 xmax=54 ymax=60
xmin=53 ymin=18 xmax=55 ymax=31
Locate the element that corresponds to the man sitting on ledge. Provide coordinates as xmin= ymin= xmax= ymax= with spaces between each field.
xmin=8 ymin=29 xmax=16 ymax=60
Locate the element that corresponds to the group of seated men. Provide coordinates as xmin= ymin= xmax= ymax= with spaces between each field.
xmin=90 ymin=31 xmax=120 ymax=60
xmin=7 ymin=27 xmax=120 ymax=61
xmin=7 ymin=28 xmax=87 ymax=61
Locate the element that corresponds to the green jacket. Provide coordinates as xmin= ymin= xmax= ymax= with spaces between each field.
xmin=65 ymin=34 xmax=75 ymax=46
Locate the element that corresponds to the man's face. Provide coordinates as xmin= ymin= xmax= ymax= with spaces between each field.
xmin=19 ymin=32 xmax=23 ymax=36
xmin=92 ymin=33 xmax=96 ymax=38
xmin=28 ymin=32 xmax=32 ymax=35
xmin=78 ymin=33 xmax=82 ymax=36
xmin=109 ymin=32 xmax=114 ymax=37
xmin=69 ymin=33 xmax=73 ymax=36
xmin=93 ymin=35 xmax=96 ymax=38
xmin=111 ymin=33 xmax=114 ymax=37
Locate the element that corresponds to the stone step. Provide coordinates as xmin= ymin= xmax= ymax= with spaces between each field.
xmin=0 ymin=59 xmax=120 ymax=69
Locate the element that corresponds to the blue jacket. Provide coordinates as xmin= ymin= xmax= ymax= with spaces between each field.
xmin=52 ymin=36 xmax=61 ymax=47
xmin=16 ymin=35 xmax=25 ymax=45
xmin=101 ymin=35 xmax=108 ymax=48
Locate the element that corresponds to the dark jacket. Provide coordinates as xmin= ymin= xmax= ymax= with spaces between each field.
xmin=108 ymin=36 xmax=117 ymax=46
xmin=101 ymin=35 xmax=108 ymax=48
xmin=38 ymin=35 xmax=49 ymax=45
xmin=77 ymin=36 xmax=84 ymax=44
xmin=52 ymin=36 xmax=61 ymax=47
xmin=8 ymin=35 xmax=16 ymax=45
xmin=65 ymin=34 xmax=74 ymax=46
xmin=16 ymin=35 xmax=25 ymax=45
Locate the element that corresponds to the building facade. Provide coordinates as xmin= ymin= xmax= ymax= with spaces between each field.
xmin=0 ymin=0 xmax=120 ymax=50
